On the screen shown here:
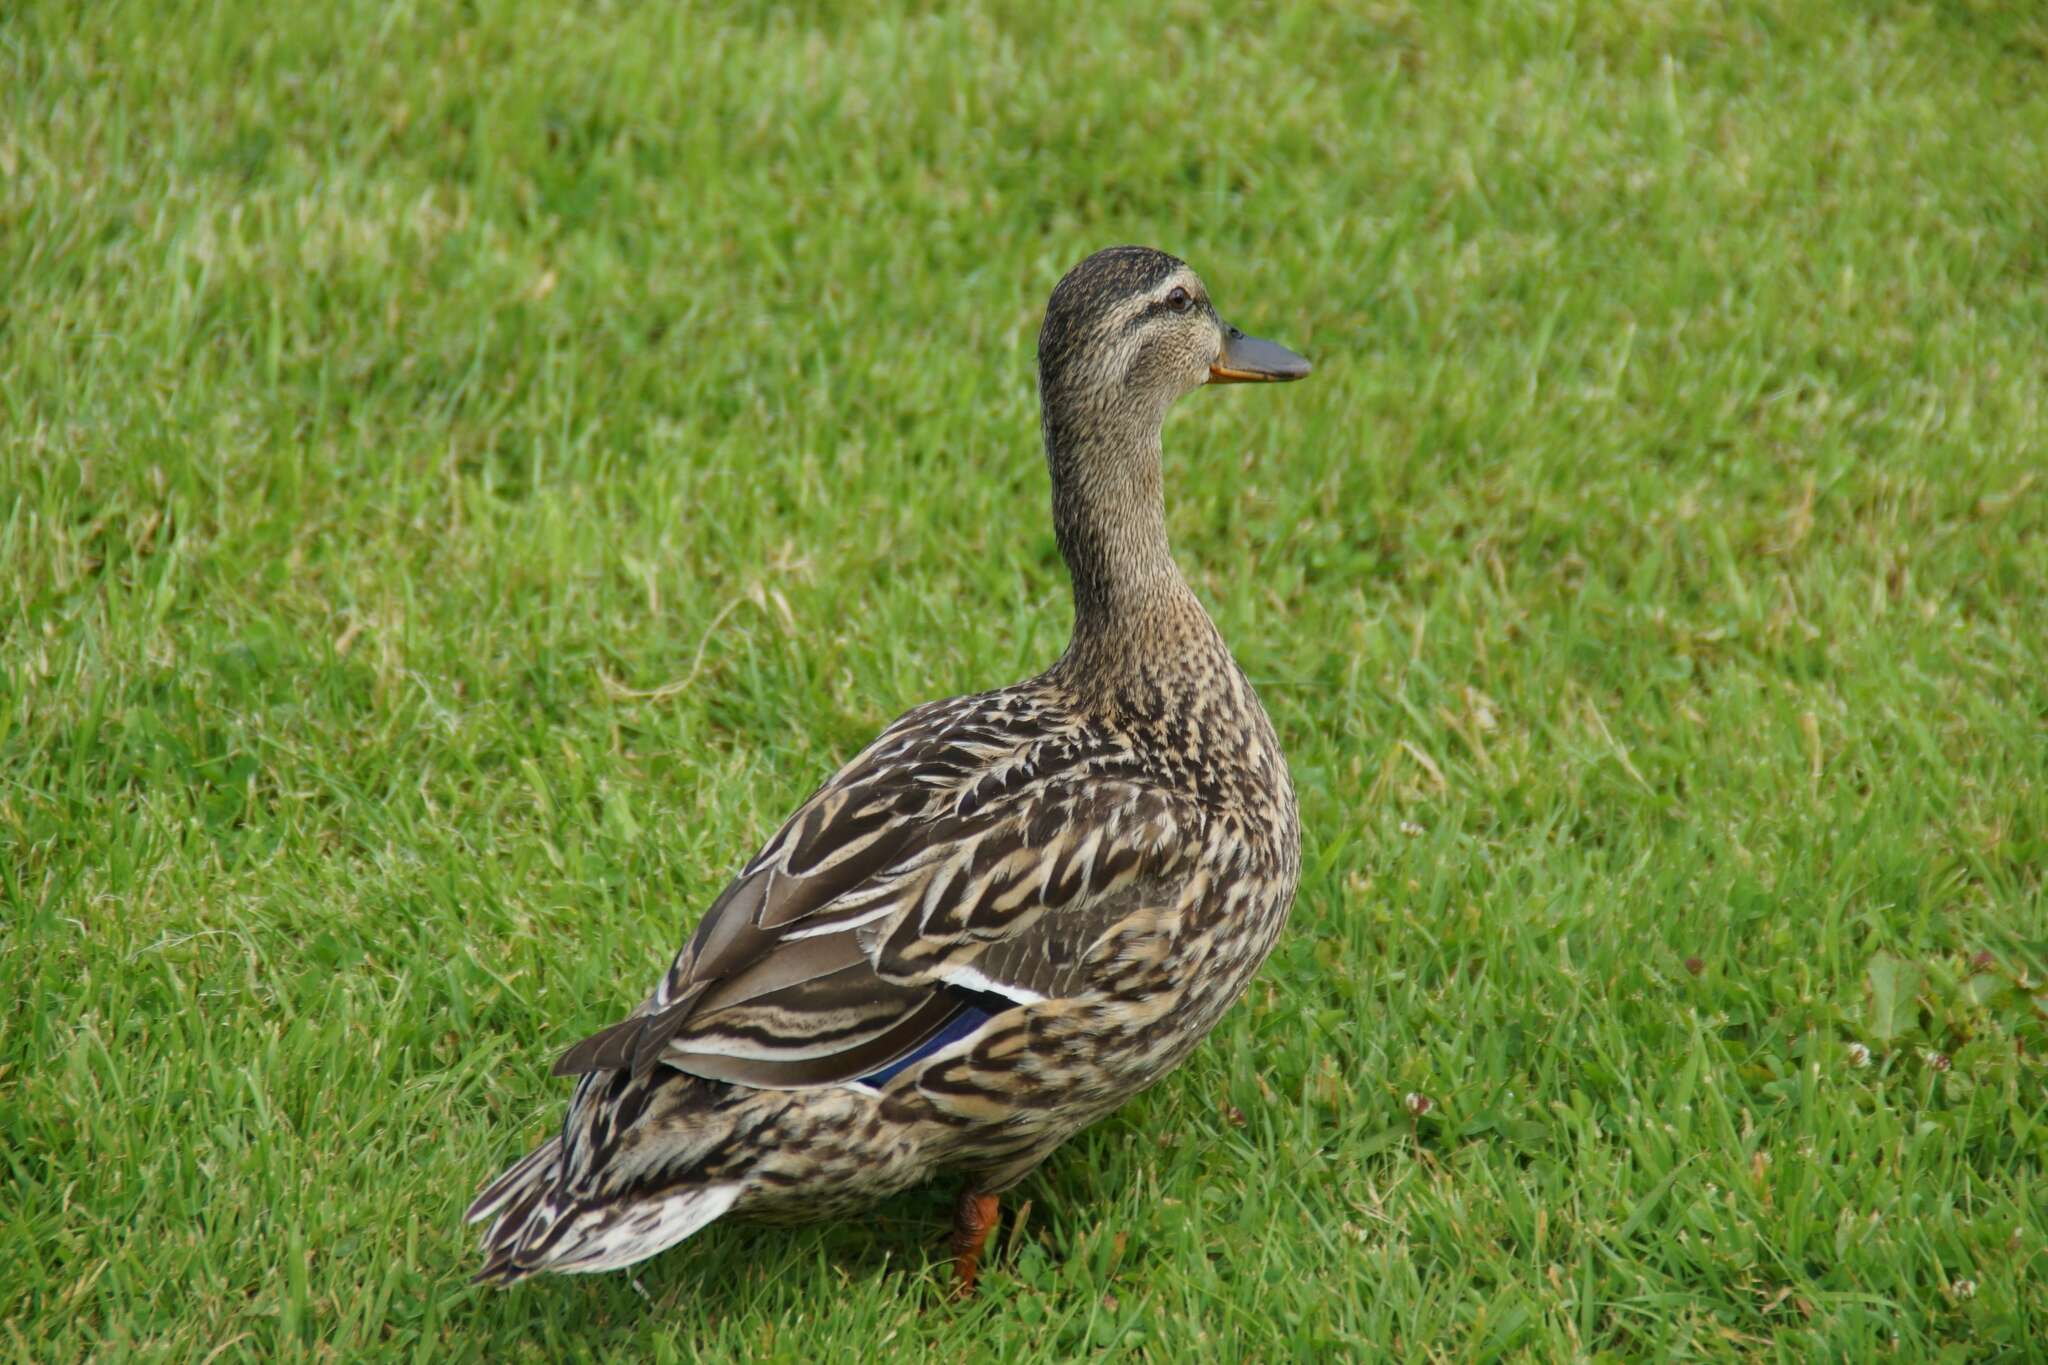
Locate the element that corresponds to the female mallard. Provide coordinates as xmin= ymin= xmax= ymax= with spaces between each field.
xmin=469 ymin=245 xmax=1311 ymax=1292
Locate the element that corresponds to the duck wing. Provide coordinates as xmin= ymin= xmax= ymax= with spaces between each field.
xmin=552 ymin=689 xmax=1199 ymax=1088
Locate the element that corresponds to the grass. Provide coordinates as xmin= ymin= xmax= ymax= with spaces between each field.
xmin=4 ymin=0 xmax=2045 ymax=1357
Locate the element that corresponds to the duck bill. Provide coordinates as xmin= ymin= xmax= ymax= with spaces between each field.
xmin=1209 ymin=325 xmax=1311 ymax=384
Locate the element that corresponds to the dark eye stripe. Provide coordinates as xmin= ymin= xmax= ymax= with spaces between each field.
xmin=1121 ymin=293 xmax=1201 ymax=334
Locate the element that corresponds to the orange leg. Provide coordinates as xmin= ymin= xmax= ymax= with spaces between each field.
xmin=949 ymin=1187 xmax=1002 ymax=1298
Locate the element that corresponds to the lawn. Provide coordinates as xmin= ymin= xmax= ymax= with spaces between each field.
xmin=4 ymin=0 xmax=2045 ymax=1358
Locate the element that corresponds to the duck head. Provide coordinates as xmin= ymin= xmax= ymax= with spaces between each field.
xmin=1037 ymin=246 xmax=1310 ymax=444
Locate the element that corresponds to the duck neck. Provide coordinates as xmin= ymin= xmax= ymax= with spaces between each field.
xmin=1044 ymin=408 xmax=1210 ymax=678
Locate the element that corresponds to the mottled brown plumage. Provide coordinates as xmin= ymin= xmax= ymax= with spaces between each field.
xmin=468 ymin=245 xmax=1311 ymax=1287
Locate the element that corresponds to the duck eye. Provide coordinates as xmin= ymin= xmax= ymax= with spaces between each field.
xmin=1166 ymin=286 xmax=1192 ymax=313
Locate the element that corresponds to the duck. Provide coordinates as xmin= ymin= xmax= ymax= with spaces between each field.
xmin=468 ymin=245 xmax=1312 ymax=1294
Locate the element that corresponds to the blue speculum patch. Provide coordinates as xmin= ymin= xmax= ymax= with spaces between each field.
xmin=858 ymin=999 xmax=1000 ymax=1086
